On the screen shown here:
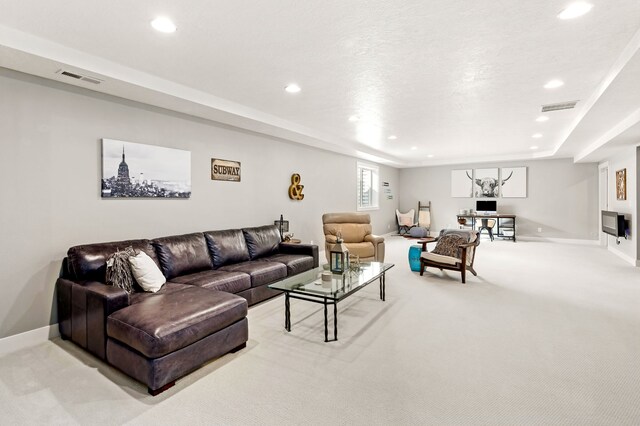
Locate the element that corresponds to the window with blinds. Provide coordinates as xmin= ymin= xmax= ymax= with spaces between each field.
xmin=357 ymin=162 xmax=379 ymax=211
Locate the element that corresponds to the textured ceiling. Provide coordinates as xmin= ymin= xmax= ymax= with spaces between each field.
xmin=0 ymin=0 xmax=639 ymax=166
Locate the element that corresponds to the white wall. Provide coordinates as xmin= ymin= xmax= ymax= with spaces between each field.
xmin=398 ymin=158 xmax=599 ymax=240
xmin=0 ymin=68 xmax=399 ymax=339
xmin=601 ymin=146 xmax=638 ymax=264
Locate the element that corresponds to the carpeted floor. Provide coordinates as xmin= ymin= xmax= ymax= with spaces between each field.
xmin=2 ymin=237 xmax=640 ymax=425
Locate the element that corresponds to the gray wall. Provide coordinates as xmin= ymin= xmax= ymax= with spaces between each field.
xmin=398 ymin=158 xmax=599 ymax=240
xmin=0 ymin=68 xmax=399 ymax=339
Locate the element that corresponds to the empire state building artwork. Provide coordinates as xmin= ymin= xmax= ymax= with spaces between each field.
xmin=101 ymin=139 xmax=191 ymax=198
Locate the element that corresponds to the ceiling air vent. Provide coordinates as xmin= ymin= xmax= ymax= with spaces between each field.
xmin=56 ymin=69 xmax=103 ymax=85
xmin=541 ymin=101 xmax=578 ymax=112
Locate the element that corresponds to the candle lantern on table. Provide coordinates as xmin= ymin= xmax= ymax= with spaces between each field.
xmin=329 ymin=233 xmax=350 ymax=274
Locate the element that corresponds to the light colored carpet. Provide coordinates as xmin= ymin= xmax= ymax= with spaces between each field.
xmin=2 ymin=237 xmax=640 ymax=425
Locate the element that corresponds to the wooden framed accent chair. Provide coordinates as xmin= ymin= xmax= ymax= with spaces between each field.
xmin=419 ymin=229 xmax=479 ymax=283
xmin=322 ymin=212 xmax=385 ymax=262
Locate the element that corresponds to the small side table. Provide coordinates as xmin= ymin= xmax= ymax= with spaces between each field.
xmin=417 ymin=237 xmax=437 ymax=252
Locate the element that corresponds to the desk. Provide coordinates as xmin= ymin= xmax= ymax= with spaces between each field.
xmin=456 ymin=214 xmax=516 ymax=242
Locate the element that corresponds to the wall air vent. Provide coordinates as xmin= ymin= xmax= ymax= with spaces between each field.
xmin=541 ymin=101 xmax=578 ymax=112
xmin=55 ymin=69 xmax=103 ymax=85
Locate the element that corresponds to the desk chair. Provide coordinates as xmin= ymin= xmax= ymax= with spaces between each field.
xmin=478 ymin=218 xmax=496 ymax=241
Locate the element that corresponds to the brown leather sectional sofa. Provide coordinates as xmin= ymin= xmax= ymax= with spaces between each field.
xmin=56 ymin=225 xmax=318 ymax=395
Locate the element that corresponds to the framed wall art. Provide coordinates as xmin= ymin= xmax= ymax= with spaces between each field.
xmin=101 ymin=139 xmax=191 ymax=198
xmin=500 ymin=167 xmax=527 ymax=198
xmin=616 ymin=168 xmax=626 ymax=200
xmin=451 ymin=169 xmax=473 ymax=197
xmin=473 ymin=168 xmax=499 ymax=198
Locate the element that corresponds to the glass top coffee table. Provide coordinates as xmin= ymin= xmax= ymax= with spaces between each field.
xmin=268 ymin=262 xmax=394 ymax=342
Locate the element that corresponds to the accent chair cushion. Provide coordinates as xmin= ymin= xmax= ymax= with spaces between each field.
xmin=420 ymin=252 xmax=459 ymax=266
xmin=431 ymin=234 xmax=466 ymax=258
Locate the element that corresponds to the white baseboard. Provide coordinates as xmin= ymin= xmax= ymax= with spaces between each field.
xmin=607 ymin=245 xmax=639 ymax=266
xmin=518 ymin=236 xmax=600 ymax=245
xmin=0 ymin=323 xmax=59 ymax=356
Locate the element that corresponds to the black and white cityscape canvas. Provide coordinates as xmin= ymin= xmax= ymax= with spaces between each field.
xmin=473 ymin=168 xmax=500 ymax=198
xmin=101 ymin=139 xmax=191 ymax=198
xmin=451 ymin=169 xmax=473 ymax=197
xmin=500 ymin=167 xmax=527 ymax=198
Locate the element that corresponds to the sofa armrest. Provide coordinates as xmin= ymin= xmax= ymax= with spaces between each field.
xmin=364 ymin=234 xmax=386 ymax=262
xmin=278 ymin=243 xmax=319 ymax=268
xmin=56 ymin=278 xmax=129 ymax=360
xmin=364 ymin=234 xmax=385 ymax=244
xmin=325 ymin=235 xmax=338 ymax=244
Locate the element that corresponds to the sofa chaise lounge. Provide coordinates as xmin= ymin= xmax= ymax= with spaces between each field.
xmin=56 ymin=225 xmax=318 ymax=395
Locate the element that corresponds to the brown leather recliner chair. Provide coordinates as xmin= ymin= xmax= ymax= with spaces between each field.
xmin=322 ymin=212 xmax=385 ymax=262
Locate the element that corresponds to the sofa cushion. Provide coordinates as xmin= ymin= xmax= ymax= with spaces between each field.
xmin=219 ymin=260 xmax=287 ymax=287
xmin=152 ymin=233 xmax=212 ymax=280
xmin=340 ymin=242 xmax=375 ymax=259
xmin=170 ymin=270 xmax=251 ymax=294
xmin=204 ymin=229 xmax=250 ymax=268
xmin=242 ymin=225 xmax=281 ymax=259
xmin=260 ymin=254 xmax=314 ymax=276
xmin=107 ymin=286 xmax=247 ymax=358
xmin=67 ymin=239 xmax=159 ymax=282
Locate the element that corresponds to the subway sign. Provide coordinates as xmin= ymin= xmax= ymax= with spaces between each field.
xmin=211 ymin=158 xmax=241 ymax=182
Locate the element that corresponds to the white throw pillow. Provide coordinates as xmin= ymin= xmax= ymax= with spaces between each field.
xmin=128 ymin=251 xmax=166 ymax=293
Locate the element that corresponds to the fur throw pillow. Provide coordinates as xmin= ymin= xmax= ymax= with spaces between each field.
xmin=431 ymin=235 xmax=466 ymax=258
xmin=106 ymin=246 xmax=137 ymax=294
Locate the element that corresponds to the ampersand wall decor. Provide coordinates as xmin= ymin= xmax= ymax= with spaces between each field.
xmin=288 ymin=173 xmax=304 ymax=200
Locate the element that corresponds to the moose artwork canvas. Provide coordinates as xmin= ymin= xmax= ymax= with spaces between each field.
xmin=473 ymin=168 xmax=500 ymax=198
xmin=501 ymin=167 xmax=527 ymax=198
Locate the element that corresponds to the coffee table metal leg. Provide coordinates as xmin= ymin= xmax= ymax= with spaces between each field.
xmin=324 ymin=299 xmax=328 ymax=342
xmin=382 ymin=273 xmax=386 ymax=301
xmin=334 ymin=301 xmax=338 ymax=341
xmin=285 ymin=293 xmax=291 ymax=332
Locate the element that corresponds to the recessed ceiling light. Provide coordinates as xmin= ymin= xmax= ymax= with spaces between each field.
xmin=532 ymin=133 xmax=543 ymax=138
xmin=348 ymin=115 xmax=360 ymax=122
xmin=536 ymin=116 xmax=549 ymax=122
xmin=151 ymin=17 xmax=177 ymax=33
xmin=411 ymin=146 xmax=418 ymax=150
xmin=558 ymin=2 xmax=593 ymax=20
xmin=285 ymin=84 xmax=301 ymax=93
xmin=427 ymin=154 xmax=434 ymax=158
xmin=544 ymin=79 xmax=564 ymax=89
xmin=530 ymin=146 xmax=539 ymax=150
xmin=387 ymin=135 xmax=397 ymax=140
